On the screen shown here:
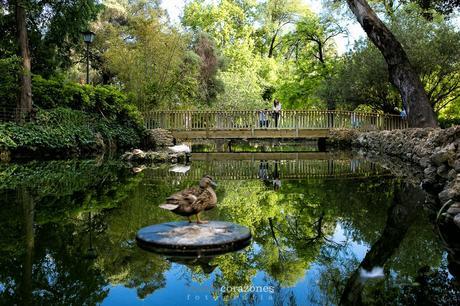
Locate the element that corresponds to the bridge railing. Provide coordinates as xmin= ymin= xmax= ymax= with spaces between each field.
xmin=143 ymin=110 xmax=408 ymax=130
xmin=143 ymin=159 xmax=388 ymax=181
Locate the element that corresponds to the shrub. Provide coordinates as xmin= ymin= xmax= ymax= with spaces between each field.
xmin=0 ymin=56 xmax=20 ymax=107
xmin=0 ymin=56 xmax=143 ymax=129
xmin=30 ymin=76 xmax=143 ymax=126
xmin=439 ymin=117 xmax=460 ymax=129
xmin=0 ymin=108 xmax=142 ymax=154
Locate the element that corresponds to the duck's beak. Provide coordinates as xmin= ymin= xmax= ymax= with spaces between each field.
xmin=211 ymin=181 xmax=218 ymax=188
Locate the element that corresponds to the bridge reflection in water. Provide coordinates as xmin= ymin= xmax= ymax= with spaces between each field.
xmin=143 ymin=153 xmax=389 ymax=181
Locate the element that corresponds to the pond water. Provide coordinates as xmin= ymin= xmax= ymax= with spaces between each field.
xmin=0 ymin=150 xmax=458 ymax=305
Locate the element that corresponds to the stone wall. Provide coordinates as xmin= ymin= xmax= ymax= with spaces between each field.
xmin=329 ymin=127 xmax=460 ymax=227
xmin=143 ymin=128 xmax=174 ymax=149
xmin=329 ymin=127 xmax=460 ymax=276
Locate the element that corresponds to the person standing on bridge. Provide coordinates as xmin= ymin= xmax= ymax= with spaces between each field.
xmin=259 ymin=109 xmax=269 ymax=128
xmin=273 ymin=99 xmax=281 ymax=128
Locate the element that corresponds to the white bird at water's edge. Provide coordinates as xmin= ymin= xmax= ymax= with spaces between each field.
xmin=132 ymin=165 xmax=146 ymax=174
xmin=168 ymin=144 xmax=191 ymax=153
xmin=169 ymin=165 xmax=191 ymax=174
xmin=132 ymin=149 xmax=144 ymax=155
xmin=359 ymin=267 xmax=384 ymax=279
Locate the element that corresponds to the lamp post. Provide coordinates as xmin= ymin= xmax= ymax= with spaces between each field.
xmin=82 ymin=31 xmax=95 ymax=84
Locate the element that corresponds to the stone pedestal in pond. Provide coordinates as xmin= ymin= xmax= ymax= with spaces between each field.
xmin=136 ymin=221 xmax=252 ymax=255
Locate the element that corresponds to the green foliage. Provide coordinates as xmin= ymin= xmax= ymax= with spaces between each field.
xmin=438 ymin=84 xmax=460 ymax=126
xmin=326 ymin=6 xmax=460 ymax=113
xmin=215 ymin=70 xmax=266 ymax=110
xmin=0 ymin=157 xmax=451 ymax=303
xmin=0 ymin=60 xmax=143 ymax=127
xmin=0 ymin=108 xmax=141 ymax=152
xmin=182 ymin=0 xmax=340 ymax=110
xmin=410 ymin=0 xmax=460 ymax=16
xmin=0 ymin=56 xmax=20 ymax=106
xmin=31 ymin=76 xmax=143 ymax=125
xmin=0 ymin=132 xmax=17 ymax=150
xmin=0 ymin=0 xmax=101 ymax=77
xmin=438 ymin=116 xmax=460 ymax=128
xmin=183 ymin=1 xmax=272 ymax=109
xmin=193 ymin=33 xmax=226 ymax=105
xmin=0 ymin=159 xmax=142 ymax=305
xmin=95 ymin=0 xmax=211 ymax=109
xmin=327 ymin=44 xmax=400 ymax=113
xmin=0 ymin=69 xmax=145 ymax=152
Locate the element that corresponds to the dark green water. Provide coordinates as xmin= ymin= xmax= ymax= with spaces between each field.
xmin=0 ymin=156 xmax=458 ymax=305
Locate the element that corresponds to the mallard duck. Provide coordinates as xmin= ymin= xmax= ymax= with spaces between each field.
xmin=159 ymin=175 xmax=217 ymax=224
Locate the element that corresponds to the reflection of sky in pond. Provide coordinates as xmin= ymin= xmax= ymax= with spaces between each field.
xmin=0 ymin=157 xmax=456 ymax=305
xmin=101 ymin=223 xmax=371 ymax=305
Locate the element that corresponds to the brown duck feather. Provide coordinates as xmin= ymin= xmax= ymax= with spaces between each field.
xmin=159 ymin=176 xmax=217 ymax=220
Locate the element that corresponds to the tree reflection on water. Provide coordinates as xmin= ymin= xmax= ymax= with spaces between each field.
xmin=0 ymin=158 xmax=458 ymax=305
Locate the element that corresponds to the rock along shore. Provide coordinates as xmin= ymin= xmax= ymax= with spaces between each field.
xmin=122 ymin=128 xmax=189 ymax=165
xmin=329 ymin=126 xmax=460 ymax=230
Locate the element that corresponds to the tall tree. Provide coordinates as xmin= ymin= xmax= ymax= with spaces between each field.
xmin=412 ymin=0 xmax=460 ymax=17
xmin=345 ymin=0 xmax=438 ymax=127
xmin=340 ymin=183 xmax=426 ymax=305
xmin=326 ymin=8 xmax=460 ymax=114
xmin=15 ymin=0 xmax=32 ymax=121
xmin=1 ymin=0 xmax=100 ymax=76
xmin=260 ymin=0 xmax=305 ymax=58
xmin=292 ymin=16 xmax=343 ymax=109
xmin=102 ymin=1 xmax=200 ymax=108
xmin=194 ymin=33 xmax=223 ymax=105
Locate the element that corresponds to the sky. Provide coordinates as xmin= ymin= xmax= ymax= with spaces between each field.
xmin=160 ymin=0 xmax=366 ymax=54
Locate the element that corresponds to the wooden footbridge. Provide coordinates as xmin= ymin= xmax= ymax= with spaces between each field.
xmin=143 ymin=153 xmax=390 ymax=181
xmin=143 ymin=110 xmax=408 ymax=139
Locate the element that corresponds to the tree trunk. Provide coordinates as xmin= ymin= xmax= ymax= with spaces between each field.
xmin=345 ymin=0 xmax=438 ymax=128
xmin=15 ymin=0 xmax=32 ymax=122
xmin=268 ymin=33 xmax=277 ymax=58
xmin=19 ymin=187 xmax=35 ymax=306
xmin=339 ymin=183 xmax=424 ymax=305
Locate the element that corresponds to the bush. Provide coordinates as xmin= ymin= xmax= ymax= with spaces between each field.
xmin=0 ymin=56 xmax=143 ymax=128
xmin=439 ymin=117 xmax=460 ymax=129
xmin=31 ymin=75 xmax=143 ymax=126
xmin=0 ymin=56 xmax=20 ymax=107
xmin=0 ymin=108 xmax=142 ymax=154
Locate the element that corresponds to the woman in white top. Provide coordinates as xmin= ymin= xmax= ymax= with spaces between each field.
xmin=273 ymin=99 xmax=281 ymax=128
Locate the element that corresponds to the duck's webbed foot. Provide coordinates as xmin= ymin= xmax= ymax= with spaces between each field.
xmin=188 ymin=216 xmax=193 ymax=223
xmin=196 ymin=214 xmax=209 ymax=224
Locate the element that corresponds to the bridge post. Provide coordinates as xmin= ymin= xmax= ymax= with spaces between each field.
xmin=215 ymin=139 xmax=226 ymax=152
xmin=318 ymin=137 xmax=327 ymax=152
xmin=206 ymin=112 xmax=209 ymax=138
xmin=328 ymin=111 xmax=334 ymax=128
xmin=328 ymin=160 xmax=334 ymax=175
xmin=295 ymin=111 xmax=299 ymax=137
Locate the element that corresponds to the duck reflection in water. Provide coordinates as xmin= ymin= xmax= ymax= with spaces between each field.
xmin=167 ymin=255 xmax=218 ymax=274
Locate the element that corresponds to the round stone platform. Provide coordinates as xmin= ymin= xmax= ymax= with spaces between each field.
xmin=136 ymin=221 xmax=252 ymax=255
